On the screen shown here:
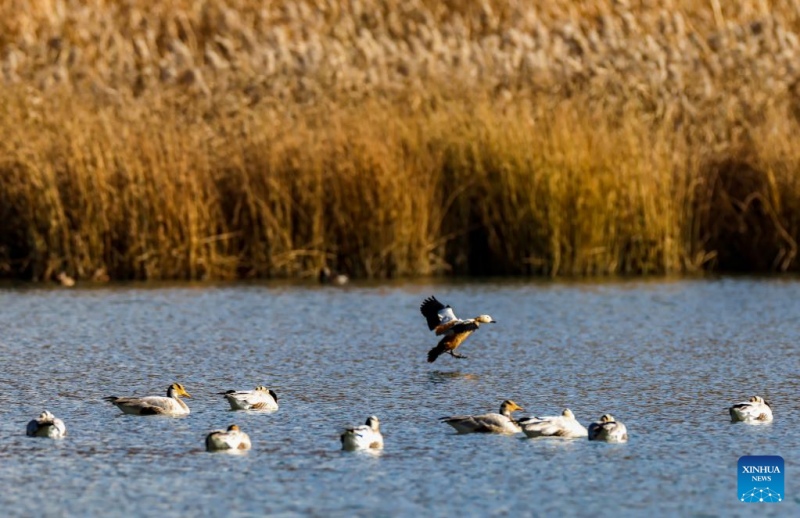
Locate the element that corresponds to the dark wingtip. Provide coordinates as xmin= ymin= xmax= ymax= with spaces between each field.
xmin=420 ymin=296 xmax=447 ymax=330
xmin=420 ymin=295 xmax=437 ymax=310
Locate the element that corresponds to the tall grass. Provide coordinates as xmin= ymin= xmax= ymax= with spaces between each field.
xmin=2 ymin=1 xmax=800 ymax=280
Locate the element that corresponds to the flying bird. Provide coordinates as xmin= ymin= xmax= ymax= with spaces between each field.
xmin=420 ymin=296 xmax=496 ymax=362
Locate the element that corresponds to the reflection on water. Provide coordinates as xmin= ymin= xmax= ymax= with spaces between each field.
xmin=427 ymin=370 xmax=480 ymax=384
xmin=0 ymin=279 xmax=799 ymax=515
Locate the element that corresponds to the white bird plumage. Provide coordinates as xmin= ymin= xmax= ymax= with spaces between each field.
xmin=205 ymin=424 xmax=252 ymax=452
xmin=26 ymin=410 xmax=67 ymax=438
xmin=341 ymin=416 xmax=384 ymax=451
xmin=729 ymin=395 xmax=773 ymax=424
xmin=220 ymin=386 xmax=279 ymax=411
xmin=319 ymin=267 xmax=349 ymax=286
xmin=105 ymin=382 xmax=191 ymax=416
xmin=588 ymin=414 xmax=628 ymax=442
xmin=519 ymin=408 xmax=588 ymax=439
xmin=440 ymin=400 xmax=524 ymax=434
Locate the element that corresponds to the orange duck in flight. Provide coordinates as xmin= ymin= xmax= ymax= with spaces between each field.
xmin=420 ymin=296 xmax=496 ymax=363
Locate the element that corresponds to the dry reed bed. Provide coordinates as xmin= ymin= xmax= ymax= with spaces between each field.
xmin=1 ymin=1 xmax=800 ymax=280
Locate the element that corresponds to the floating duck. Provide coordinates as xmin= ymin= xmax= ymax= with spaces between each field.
xmin=440 ymin=400 xmax=524 ymax=434
xmin=26 ymin=410 xmax=67 ymax=438
xmin=105 ymin=382 xmax=191 ymax=416
xmin=588 ymin=414 xmax=628 ymax=442
xmin=92 ymin=268 xmax=110 ymax=282
xmin=220 ymin=386 xmax=279 ymax=411
xmin=319 ymin=267 xmax=349 ymax=286
xmin=56 ymin=272 xmax=75 ymax=287
xmin=519 ymin=408 xmax=588 ymax=439
xmin=206 ymin=424 xmax=252 ymax=452
xmin=341 ymin=416 xmax=384 ymax=451
xmin=729 ymin=395 xmax=773 ymax=424
xmin=420 ymin=296 xmax=496 ymax=362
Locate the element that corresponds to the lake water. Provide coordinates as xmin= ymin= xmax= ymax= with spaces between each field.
xmin=0 ymin=278 xmax=798 ymax=516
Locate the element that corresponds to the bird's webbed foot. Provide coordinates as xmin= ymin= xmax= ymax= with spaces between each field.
xmin=449 ymin=351 xmax=468 ymax=359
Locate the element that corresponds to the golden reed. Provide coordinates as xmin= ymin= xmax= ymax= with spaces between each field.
xmin=1 ymin=1 xmax=800 ymax=280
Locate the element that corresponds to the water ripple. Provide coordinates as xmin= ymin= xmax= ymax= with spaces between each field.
xmin=0 ymin=279 xmax=797 ymax=515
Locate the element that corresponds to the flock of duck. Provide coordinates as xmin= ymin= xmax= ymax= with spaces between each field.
xmin=24 ymin=295 xmax=774 ymax=451
xmin=26 ymin=383 xmax=280 ymax=451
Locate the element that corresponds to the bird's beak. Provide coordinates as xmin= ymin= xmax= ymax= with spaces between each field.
xmin=183 ymin=391 xmax=192 ymax=398
xmin=490 ymin=320 xmax=497 ymax=324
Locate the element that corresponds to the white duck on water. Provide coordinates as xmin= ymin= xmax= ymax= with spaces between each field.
xmin=219 ymin=386 xmax=279 ymax=411
xmin=206 ymin=424 xmax=252 ymax=452
xmin=588 ymin=414 xmax=628 ymax=442
xmin=420 ymin=296 xmax=496 ymax=363
xmin=440 ymin=400 xmax=524 ymax=434
xmin=26 ymin=410 xmax=67 ymax=438
xmin=105 ymin=382 xmax=191 ymax=416
xmin=729 ymin=395 xmax=773 ymax=424
xmin=519 ymin=408 xmax=588 ymax=439
xmin=319 ymin=267 xmax=349 ymax=286
xmin=341 ymin=416 xmax=384 ymax=451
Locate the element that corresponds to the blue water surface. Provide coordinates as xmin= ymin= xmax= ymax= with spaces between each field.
xmin=0 ymin=278 xmax=798 ymax=516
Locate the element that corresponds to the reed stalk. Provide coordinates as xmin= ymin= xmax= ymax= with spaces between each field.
xmin=2 ymin=1 xmax=800 ymax=280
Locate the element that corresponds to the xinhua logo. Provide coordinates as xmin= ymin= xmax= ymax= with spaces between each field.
xmin=738 ymin=456 xmax=784 ymax=503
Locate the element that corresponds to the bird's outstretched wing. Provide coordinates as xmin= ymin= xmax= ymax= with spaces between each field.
xmin=420 ymin=296 xmax=458 ymax=331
